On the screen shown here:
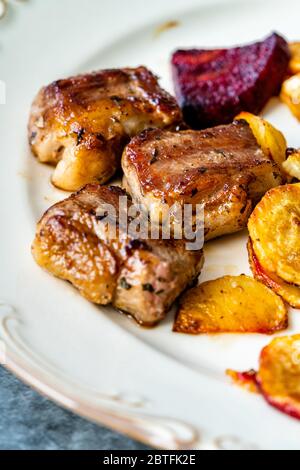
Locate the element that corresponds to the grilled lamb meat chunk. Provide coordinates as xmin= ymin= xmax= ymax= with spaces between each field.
xmin=122 ymin=121 xmax=283 ymax=241
xmin=32 ymin=185 xmax=203 ymax=326
xmin=28 ymin=67 xmax=182 ymax=191
xmin=171 ymin=33 xmax=290 ymax=129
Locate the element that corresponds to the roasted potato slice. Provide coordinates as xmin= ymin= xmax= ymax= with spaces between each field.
xmin=280 ymin=73 xmax=300 ymax=121
xmin=173 ymin=275 xmax=287 ymax=334
xmin=235 ymin=112 xmax=287 ymax=171
xmin=257 ymin=335 xmax=300 ymax=420
xmin=248 ymin=238 xmax=300 ymax=308
xmin=226 ymin=369 xmax=259 ymax=393
xmin=289 ymin=42 xmax=300 ymax=75
xmin=282 ymin=148 xmax=300 ymax=180
xmin=248 ymin=184 xmax=300 ymax=286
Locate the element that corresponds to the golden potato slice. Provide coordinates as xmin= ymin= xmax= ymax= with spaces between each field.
xmin=235 ymin=112 xmax=287 ymax=170
xmin=257 ymin=335 xmax=300 ymax=419
xmin=248 ymin=238 xmax=300 ymax=308
xmin=282 ymin=148 xmax=300 ymax=180
xmin=173 ymin=275 xmax=287 ymax=334
xmin=226 ymin=369 xmax=259 ymax=393
xmin=248 ymin=184 xmax=300 ymax=286
xmin=280 ymin=73 xmax=300 ymax=121
xmin=289 ymin=42 xmax=300 ymax=75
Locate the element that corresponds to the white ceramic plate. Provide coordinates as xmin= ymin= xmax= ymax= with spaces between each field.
xmin=1 ymin=0 xmax=300 ymax=450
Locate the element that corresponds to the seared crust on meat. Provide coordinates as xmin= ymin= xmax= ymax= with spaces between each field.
xmin=122 ymin=121 xmax=283 ymax=240
xmin=28 ymin=67 xmax=182 ymax=191
xmin=32 ymin=185 xmax=203 ymax=326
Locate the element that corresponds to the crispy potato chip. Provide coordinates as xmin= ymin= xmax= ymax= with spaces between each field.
xmin=282 ymin=148 xmax=300 ymax=180
xmin=248 ymin=238 xmax=300 ymax=308
xmin=248 ymin=184 xmax=300 ymax=286
xmin=289 ymin=42 xmax=300 ymax=75
xmin=226 ymin=369 xmax=259 ymax=393
xmin=173 ymin=275 xmax=287 ymax=334
xmin=235 ymin=112 xmax=287 ymax=170
xmin=281 ymin=73 xmax=300 ymax=121
xmin=257 ymin=335 xmax=300 ymax=420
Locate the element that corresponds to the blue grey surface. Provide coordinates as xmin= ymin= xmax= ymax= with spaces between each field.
xmin=0 ymin=366 xmax=148 ymax=450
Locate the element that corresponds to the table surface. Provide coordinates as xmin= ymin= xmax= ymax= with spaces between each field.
xmin=0 ymin=366 xmax=148 ymax=450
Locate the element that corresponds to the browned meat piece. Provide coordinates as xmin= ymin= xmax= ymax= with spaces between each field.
xmin=122 ymin=120 xmax=283 ymax=240
xmin=32 ymin=185 xmax=203 ymax=326
xmin=28 ymin=67 xmax=182 ymax=191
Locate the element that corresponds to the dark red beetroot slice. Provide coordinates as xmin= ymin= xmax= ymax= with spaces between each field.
xmin=172 ymin=33 xmax=290 ymax=129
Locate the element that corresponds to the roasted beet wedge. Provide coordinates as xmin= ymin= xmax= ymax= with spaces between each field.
xmin=172 ymin=33 xmax=290 ymax=129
